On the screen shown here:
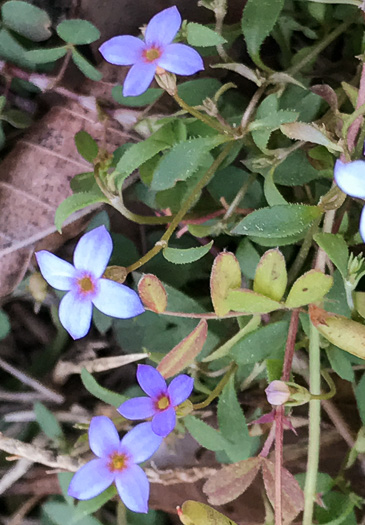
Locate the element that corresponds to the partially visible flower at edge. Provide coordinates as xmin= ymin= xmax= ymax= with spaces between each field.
xmin=68 ymin=416 xmax=162 ymax=513
xmin=118 ymin=364 xmax=194 ymax=437
xmin=98 ymin=6 xmax=204 ymax=97
xmin=334 ymin=158 xmax=365 ymax=241
xmin=35 ymin=225 xmax=144 ymax=340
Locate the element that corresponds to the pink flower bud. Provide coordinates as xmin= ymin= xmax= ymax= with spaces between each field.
xmin=265 ymin=380 xmax=290 ymax=406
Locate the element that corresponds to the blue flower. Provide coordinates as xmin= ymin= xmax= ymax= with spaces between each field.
xmin=35 ymin=226 xmax=144 ymax=340
xmin=98 ymin=6 xmax=204 ymax=97
xmin=334 ymin=159 xmax=365 ymax=240
xmin=118 ymin=364 xmax=194 ymax=437
xmin=68 ymin=416 xmax=162 ymax=513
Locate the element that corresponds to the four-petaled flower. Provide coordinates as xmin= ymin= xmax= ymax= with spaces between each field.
xmin=99 ymin=6 xmax=204 ymax=97
xmin=334 ymin=158 xmax=365 ymax=240
xmin=35 ymin=225 xmax=144 ymax=340
xmin=68 ymin=416 xmax=162 ymax=513
xmin=118 ymin=364 xmax=194 ymax=437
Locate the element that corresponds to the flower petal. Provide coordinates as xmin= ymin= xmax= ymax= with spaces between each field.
xmin=123 ymin=62 xmax=156 ymax=97
xmin=360 ymin=206 xmax=365 ymax=242
xmin=121 ymin=422 xmax=162 ymax=463
xmin=59 ymin=291 xmax=93 ymax=340
xmin=168 ymin=374 xmax=194 ymax=406
xmin=73 ymin=226 xmax=112 ymax=278
xmin=93 ymin=279 xmax=145 ymax=318
xmin=137 ymin=364 xmax=167 ymax=399
xmin=145 ymin=6 xmax=181 ymax=47
xmin=157 ymin=43 xmax=204 ymax=75
xmin=67 ymin=458 xmax=114 ymax=500
xmin=115 ymin=464 xmax=149 ymax=513
xmin=334 ymin=159 xmax=365 ymax=198
xmin=89 ymin=416 xmax=120 ymax=457
xmin=118 ymin=397 xmax=156 ymax=420
xmin=35 ymin=251 xmax=75 ymax=290
xmin=99 ymin=35 xmax=144 ymax=65
xmin=151 ymin=406 xmax=176 ymax=437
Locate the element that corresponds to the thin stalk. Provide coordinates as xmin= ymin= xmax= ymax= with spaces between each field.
xmin=222 ymin=173 xmax=257 ymax=221
xmin=173 ymin=93 xmax=233 ymax=135
xmin=193 ymin=363 xmax=238 ymax=410
xmin=126 ymin=141 xmax=236 ymax=273
xmin=287 ymin=16 xmax=356 ymax=77
xmin=287 ymin=218 xmax=321 ymax=284
xmin=302 ymin=323 xmax=321 ymax=525
xmin=240 ymin=84 xmax=267 ymax=130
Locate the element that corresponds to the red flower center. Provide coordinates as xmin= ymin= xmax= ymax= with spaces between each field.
xmin=77 ymin=275 xmax=95 ymax=295
xmin=156 ymin=394 xmax=170 ymax=411
xmin=108 ymin=452 xmax=128 ymax=472
xmin=143 ymin=46 xmax=162 ymax=63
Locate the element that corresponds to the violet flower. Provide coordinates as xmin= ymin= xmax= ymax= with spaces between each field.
xmin=334 ymin=159 xmax=365 ymax=241
xmin=35 ymin=226 xmax=144 ymax=340
xmin=68 ymin=416 xmax=162 ymax=513
xmin=99 ymin=6 xmax=204 ymax=97
xmin=118 ymin=364 xmax=194 ymax=437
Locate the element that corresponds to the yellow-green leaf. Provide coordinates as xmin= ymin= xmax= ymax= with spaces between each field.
xmin=285 ymin=270 xmax=333 ymax=308
xmin=225 ymin=289 xmax=282 ymax=314
xmin=210 ymin=252 xmax=241 ymax=317
xmin=138 ymin=274 xmax=167 ymax=314
xmin=178 ymin=501 xmax=238 ymax=525
xmin=157 ymin=320 xmax=208 ymax=378
xmin=253 ymin=249 xmax=287 ymax=302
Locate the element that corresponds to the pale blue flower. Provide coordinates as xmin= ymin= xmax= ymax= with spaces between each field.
xmin=68 ymin=416 xmax=162 ymax=513
xmin=99 ymin=6 xmax=204 ymax=97
xmin=35 ymin=226 xmax=144 ymax=340
xmin=118 ymin=364 xmax=194 ymax=437
xmin=334 ymin=158 xmax=365 ymax=240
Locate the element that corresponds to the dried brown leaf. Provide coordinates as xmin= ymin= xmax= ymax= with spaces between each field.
xmin=0 ymin=102 xmax=127 ymax=296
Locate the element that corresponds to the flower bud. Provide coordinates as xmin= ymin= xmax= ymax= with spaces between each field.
xmin=265 ymin=380 xmax=290 ymax=406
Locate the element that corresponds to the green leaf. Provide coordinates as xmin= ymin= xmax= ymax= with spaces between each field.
xmin=210 ymin=252 xmax=242 ymax=317
xmin=1 ymin=108 xmax=32 ymax=129
xmin=42 ymin=502 xmax=103 ymax=525
xmin=163 ymin=242 xmax=213 ymax=265
xmin=225 ymin=289 xmax=282 ymax=314
xmin=55 ymin=190 xmax=107 ymax=232
xmin=25 ymin=46 xmax=68 ymax=63
xmin=178 ymin=78 xmax=222 ymax=106
xmin=356 ymin=373 xmax=365 ymax=425
xmin=218 ymin=376 xmax=252 ymax=462
xmin=2 ymin=1 xmax=51 ymax=41
xmin=187 ymin=23 xmax=227 ymax=47
xmin=0 ymin=28 xmax=34 ymax=68
xmin=230 ymin=320 xmax=289 ymax=365
xmin=34 ymin=402 xmax=63 ymax=441
xmin=112 ymin=86 xmax=163 ymax=107
xmin=235 ymin=239 xmax=261 ymax=280
xmin=57 ymin=19 xmax=100 ymax=44
xmin=314 ymin=233 xmax=349 ymax=279
xmin=151 ymin=136 xmax=226 ymax=191
xmin=180 ymin=501 xmax=239 ymax=525
xmin=0 ymin=309 xmax=10 ymax=340
xmin=241 ymin=0 xmax=285 ymax=67
xmin=210 ymin=62 xmax=262 ymax=85
xmin=326 ymin=345 xmax=355 ymax=382
xmin=57 ymin=472 xmax=74 ymax=506
xmin=285 ymin=270 xmax=333 ymax=308
xmin=232 ymin=204 xmax=322 ymax=238
xmin=254 ymin=249 xmax=287 ymax=302
xmin=74 ymin=131 xmax=98 ymax=163
xmin=75 ymin=486 xmax=117 ymax=519
xmin=266 ymin=358 xmax=284 ymax=382
xmin=264 ymin=168 xmax=287 ymax=206
xmin=184 ymin=415 xmax=229 ymax=451
xmin=274 ymin=150 xmax=321 ymax=186
xmin=81 ymin=368 xmax=126 ymax=407
xmin=280 ymin=122 xmax=343 ymax=152
xmin=71 ymin=49 xmax=102 ymax=81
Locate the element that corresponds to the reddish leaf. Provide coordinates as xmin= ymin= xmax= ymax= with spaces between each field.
xmin=157 ymin=319 xmax=208 ymax=378
xmin=210 ymin=252 xmax=241 ymax=317
xmin=203 ymin=457 xmax=262 ymax=505
xmin=261 ymin=458 xmax=304 ymax=523
xmin=138 ymin=274 xmax=168 ymax=313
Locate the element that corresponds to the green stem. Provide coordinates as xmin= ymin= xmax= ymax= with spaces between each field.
xmin=287 ymin=218 xmax=321 ymax=284
xmin=222 ymin=173 xmax=257 ymax=221
xmin=173 ymin=93 xmax=233 ymax=135
xmin=126 ymin=141 xmax=236 ymax=273
xmin=287 ymin=16 xmax=357 ymax=77
xmin=193 ymin=363 xmax=237 ymax=410
xmin=303 ymin=322 xmax=321 ymax=525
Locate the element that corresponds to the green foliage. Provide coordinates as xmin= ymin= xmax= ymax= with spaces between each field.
xmin=71 ymin=49 xmax=103 ymax=80
xmin=230 ymin=321 xmax=289 ymax=364
xmin=0 ymin=309 xmax=10 ymax=340
xmin=56 ymin=19 xmax=100 ymax=45
xmin=163 ymin=242 xmax=213 ymax=264
xmin=74 ymin=131 xmax=99 ymax=163
xmin=112 ymin=86 xmax=163 ymax=107
xmin=177 ymin=78 xmax=222 ymax=106
xmin=26 ymin=46 xmax=68 ymax=63
xmin=81 ymin=368 xmax=126 ymax=407
xmin=184 ymin=415 xmax=229 ymax=451
xmin=285 ymin=270 xmax=333 ymax=308
xmin=186 ymin=23 xmax=227 ymax=47
xmin=314 ymin=233 xmax=349 ymax=278
xmin=34 ymin=402 xmax=63 ymax=442
xmin=2 ymin=1 xmax=51 ymax=41
xmin=55 ymin=190 xmax=108 ymax=232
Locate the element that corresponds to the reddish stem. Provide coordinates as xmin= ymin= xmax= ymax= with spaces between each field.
xmin=281 ymin=309 xmax=300 ymax=382
xmin=347 ymin=63 xmax=365 ymax=153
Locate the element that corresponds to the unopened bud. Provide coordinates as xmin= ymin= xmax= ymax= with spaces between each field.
xmin=155 ymin=71 xmax=177 ymax=96
xmin=103 ymin=265 xmax=127 ymax=284
xmin=28 ymin=272 xmax=48 ymax=302
xmin=265 ymin=380 xmax=290 ymax=406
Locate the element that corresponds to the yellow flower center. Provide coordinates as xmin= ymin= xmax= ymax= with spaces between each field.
xmin=77 ymin=275 xmax=95 ymax=295
xmin=108 ymin=452 xmax=127 ymax=472
xmin=156 ymin=395 xmax=170 ymax=411
xmin=143 ymin=47 xmax=161 ymax=63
